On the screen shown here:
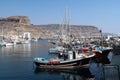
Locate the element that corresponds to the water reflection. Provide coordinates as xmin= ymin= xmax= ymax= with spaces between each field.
xmin=0 ymin=40 xmax=114 ymax=80
xmin=0 ymin=40 xmax=53 ymax=58
xmin=0 ymin=44 xmax=32 ymax=57
xmin=89 ymin=52 xmax=114 ymax=80
xmin=34 ymin=68 xmax=94 ymax=80
xmin=89 ymin=63 xmax=103 ymax=80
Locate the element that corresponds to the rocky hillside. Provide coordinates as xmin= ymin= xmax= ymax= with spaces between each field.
xmin=37 ymin=24 xmax=101 ymax=38
xmin=0 ymin=16 xmax=52 ymax=39
xmin=0 ymin=16 xmax=101 ymax=39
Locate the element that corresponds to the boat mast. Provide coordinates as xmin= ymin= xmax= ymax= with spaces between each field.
xmin=2 ymin=26 xmax=4 ymax=41
xmin=65 ymin=7 xmax=70 ymax=43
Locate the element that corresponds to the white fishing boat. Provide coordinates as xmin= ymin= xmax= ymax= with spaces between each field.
xmin=34 ymin=51 xmax=95 ymax=70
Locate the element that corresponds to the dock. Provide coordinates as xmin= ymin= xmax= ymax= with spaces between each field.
xmin=102 ymin=55 xmax=120 ymax=80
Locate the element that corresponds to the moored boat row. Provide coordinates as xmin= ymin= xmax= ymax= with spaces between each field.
xmin=34 ymin=41 xmax=113 ymax=70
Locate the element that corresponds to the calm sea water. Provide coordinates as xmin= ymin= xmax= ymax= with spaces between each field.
xmin=0 ymin=40 xmax=104 ymax=80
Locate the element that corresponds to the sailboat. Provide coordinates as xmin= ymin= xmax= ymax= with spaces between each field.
xmin=48 ymin=9 xmax=70 ymax=54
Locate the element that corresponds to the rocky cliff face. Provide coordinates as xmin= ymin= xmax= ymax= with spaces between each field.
xmin=0 ymin=16 xmax=30 ymax=25
xmin=0 ymin=16 xmax=53 ymax=39
xmin=0 ymin=16 xmax=101 ymax=39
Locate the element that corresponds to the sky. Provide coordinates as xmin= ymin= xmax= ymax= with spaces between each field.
xmin=0 ymin=0 xmax=120 ymax=34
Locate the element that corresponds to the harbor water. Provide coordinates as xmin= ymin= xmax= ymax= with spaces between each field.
xmin=0 ymin=40 xmax=119 ymax=80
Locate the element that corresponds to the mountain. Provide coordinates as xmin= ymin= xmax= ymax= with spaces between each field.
xmin=0 ymin=16 xmax=101 ymax=39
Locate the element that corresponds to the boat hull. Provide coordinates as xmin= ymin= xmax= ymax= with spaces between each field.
xmin=92 ymin=49 xmax=112 ymax=64
xmin=34 ymin=57 xmax=91 ymax=70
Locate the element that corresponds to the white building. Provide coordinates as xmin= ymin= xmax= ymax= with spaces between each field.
xmin=23 ymin=32 xmax=31 ymax=40
xmin=104 ymin=35 xmax=112 ymax=41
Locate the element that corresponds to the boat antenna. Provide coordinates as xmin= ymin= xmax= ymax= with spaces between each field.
xmin=100 ymin=29 xmax=103 ymax=49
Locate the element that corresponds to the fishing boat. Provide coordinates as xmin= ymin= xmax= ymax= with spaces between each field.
xmin=34 ymin=45 xmax=113 ymax=70
xmin=92 ymin=29 xmax=113 ymax=64
xmin=34 ymin=51 xmax=95 ymax=70
xmin=76 ymin=44 xmax=112 ymax=61
xmin=92 ymin=47 xmax=113 ymax=64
